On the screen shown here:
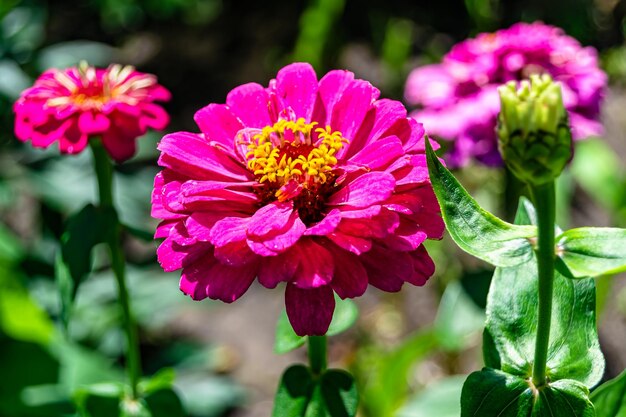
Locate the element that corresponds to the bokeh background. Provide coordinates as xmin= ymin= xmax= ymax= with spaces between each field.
xmin=1 ymin=1 xmax=625 ymax=416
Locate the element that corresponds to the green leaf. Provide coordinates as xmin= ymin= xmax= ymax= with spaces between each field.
xmin=275 ymin=296 xmax=358 ymax=354
xmin=557 ymin=227 xmax=626 ymax=278
xmin=58 ymin=203 xmax=118 ymax=327
xmin=317 ymin=370 xmax=358 ymax=417
xmin=139 ymin=369 xmax=176 ymax=395
xmin=433 ymin=281 xmax=485 ymax=351
xmin=425 ymin=139 xmax=537 ymax=267
xmin=143 ymin=388 xmax=185 ymax=417
xmin=75 ymin=384 xmax=122 ymax=417
xmin=272 ymin=365 xmax=315 ymax=417
xmin=484 ymin=199 xmax=604 ymax=388
xmin=398 ymin=376 xmax=465 ymax=417
xmin=357 ymin=329 xmax=437 ymax=417
xmin=591 ymin=368 xmax=626 ymax=417
xmin=272 ymin=367 xmax=358 ymax=417
xmin=461 ymin=368 xmax=595 ymax=416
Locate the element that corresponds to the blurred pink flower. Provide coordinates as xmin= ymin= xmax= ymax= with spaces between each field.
xmin=152 ymin=62 xmax=444 ymax=336
xmin=14 ymin=62 xmax=170 ymax=161
xmin=405 ymin=22 xmax=606 ymax=167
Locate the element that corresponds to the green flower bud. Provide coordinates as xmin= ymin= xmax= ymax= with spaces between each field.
xmin=497 ymin=74 xmax=572 ymax=185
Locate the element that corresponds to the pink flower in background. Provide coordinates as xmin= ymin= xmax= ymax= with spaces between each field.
xmin=405 ymin=22 xmax=607 ymax=167
xmin=14 ymin=62 xmax=171 ymax=162
xmin=152 ymin=62 xmax=444 ymax=336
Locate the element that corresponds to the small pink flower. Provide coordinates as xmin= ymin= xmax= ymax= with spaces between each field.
xmin=152 ymin=63 xmax=444 ymax=336
xmin=405 ymin=22 xmax=607 ymax=167
xmin=14 ymin=62 xmax=171 ymax=162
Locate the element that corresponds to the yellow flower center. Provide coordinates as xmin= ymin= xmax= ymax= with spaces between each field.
xmin=244 ymin=118 xmax=346 ymax=202
xmin=46 ymin=62 xmax=156 ymax=111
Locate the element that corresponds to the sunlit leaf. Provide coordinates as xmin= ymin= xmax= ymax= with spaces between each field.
xmin=425 ymin=139 xmax=536 ymax=267
xmin=462 ymin=368 xmax=594 ymax=416
xmin=557 ymin=227 xmax=626 ymax=278
xmin=591 ymin=368 xmax=626 ymax=417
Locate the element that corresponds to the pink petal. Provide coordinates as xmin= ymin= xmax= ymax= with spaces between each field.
xmin=331 ymin=249 xmax=367 ymax=299
xmin=348 ymin=135 xmax=405 ymax=170
xmin=342 ymin=99 xmax=407 ymax=159
xmin=180 ymin=256 xmax=257 ymax=302
xmin=328 ymin=172 xmax=395 ymax=208
xmin=406 ymin=245 xmax=435 ymax=286
xmin=158 ymin=132 xmax=252 ymax=182
xmin=194 ymin=104 xmax=244 ymax=148
xmin=275 ymin=62 xmax=318 ymax=120
xmin=157 ymin=234 xmax=211 ymax=272
xmin=330 ymin=79 xmax=379 ymax=140
xmin=285 ymin=283 xmax=335 ymax=336
xmin=139 ymin=103 xmax=170 ymax=130
xmin=327 ymin=231 xmax=372 ymax=255
xmin=361 ymin=245 xmax=414 ymax=292
xmin=247 ymin=210 xmax=306 ymax=256
xmin=247 ymin=201 xmax=294 ymax=238
xmin=311 ymin=69 xmax=355 ymax=126
xmin=209 ymin=216 xmax=250 ymax=247
xmin=78 ymin=111 xmax=110 ymax=134
xmin=258 ymin=249 xmax=299 ymax=288
xmin=226 ymin=83 xmax=271 ymax=128
xmin=292 ymin=239 xmax=334 ymax=288
xmin=304 ymin=209 xmax=341 ymax=236
xmin=101 ymin=128 xmax=137 ymax=162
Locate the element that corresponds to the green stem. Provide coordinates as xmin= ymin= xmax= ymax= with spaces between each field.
xmin=90 ymin=141 xmax=141 ymax=399
xmin=529 ymin=181 xmax=556 ymax=388
xmin=308 ymin=336 xmax=327 ymax=375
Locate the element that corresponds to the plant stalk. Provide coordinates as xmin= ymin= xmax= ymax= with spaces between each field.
xmin=91 ymin=140 xmax=141 ymax=399
xmin=530 ymin=181 xmax=556 ymax=388
xmin=308 ymin=336 xmax=328 ymax=375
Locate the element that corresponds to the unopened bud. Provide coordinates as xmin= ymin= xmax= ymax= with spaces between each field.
xmin=497 ymin=74 xmax=572 ymax=185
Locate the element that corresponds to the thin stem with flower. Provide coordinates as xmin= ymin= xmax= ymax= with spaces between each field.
xmin=91 ymin=140 xmax=142 ymax=399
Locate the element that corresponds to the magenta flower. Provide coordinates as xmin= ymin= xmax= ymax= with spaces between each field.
xmin=152 ymin=63 xmax=444 ymax=336
xmin=14 ymin=62 xmax=171 ymax=162
xmin=405 ymin=22 xmax=606 ymax=167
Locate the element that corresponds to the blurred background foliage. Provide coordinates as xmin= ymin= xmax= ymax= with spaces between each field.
xmin=0 ymin=0 xmax=625 ymax=416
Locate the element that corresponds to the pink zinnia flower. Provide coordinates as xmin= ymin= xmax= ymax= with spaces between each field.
xmin=14 ymin=62 xmax=171 ymax=162
xmin=152 ymin=62 xmax=444 ymax=336
xmin=405 ymin=22 xmax=607 ymax=167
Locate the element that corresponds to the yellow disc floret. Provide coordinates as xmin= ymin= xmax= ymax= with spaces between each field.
xmin=244 ymin=118 xmax=347 ymax=202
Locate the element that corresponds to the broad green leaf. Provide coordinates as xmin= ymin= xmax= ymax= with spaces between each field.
xmin=139 ymin=369 xmax=176 ymax=395
xmin=272 ymin=365 xmax=315 ymax=417
xmin=358 ymin=330 xmax=437 ymax=417
xmin=272 ymin=366 xmax=358 ymax=417
xmin=557 ymin=227 xmax=626 ymax=278
xmin=425 ymin=139 xmax=536 ymax=267
xmin=58 ymin=203 xmax=118 ymax=327
xmin=143 ymin=388 xmax=185 ymax=417
xmin=484 ymin=199 xmax=604 ymax=388
xmin=591 ymin=368 xmax=626 ymax=417
xmin=0 ymin=271 xmax=54 ymax=345
xmin=275 ymin=297 xmax=358 ymax=354
xmin=398 ymin=376 xmax=465 ymax=417
xmin=461 ymin=368 xmax=595 ymax=416
xmin=75 ymin=385 xmax=121 ymax=417
xmin=433 ymin=281 xmax=485 ymax=351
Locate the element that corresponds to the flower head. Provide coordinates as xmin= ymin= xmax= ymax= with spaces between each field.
xmin=405 ymin=22 xmax=606 ymax=167
xmin=14 ymin=61 xmax=171 ymax=161
xmin=498 ymin=74 xmax=572 ymax=185
xmin=152 ymin=63 xmax=444 ymax=336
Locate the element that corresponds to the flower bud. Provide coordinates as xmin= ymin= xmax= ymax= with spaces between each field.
xmin=497 ymin=74 xmax=572 ymax=185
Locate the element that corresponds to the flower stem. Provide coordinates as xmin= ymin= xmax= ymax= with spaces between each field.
xmin=308 ymin=336 xmax=327 ymax=375
xmin=529 ymin=181 xmax=556 ymax=388
xmin=90 ymin=140 xmax=141 ymax=399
